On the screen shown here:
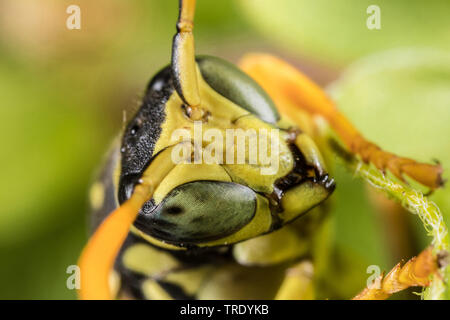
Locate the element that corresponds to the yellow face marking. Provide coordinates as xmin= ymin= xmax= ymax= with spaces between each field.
xmin=232 ymin=227 xmax=308 ymax=266
xmin=164 ymin=266 xmax=213 ymax=296
xmin=141 ymin=279 xmax=173 ymax=300
xmin=223 ymin=116 xmax=294 ymax=193
xmin=122 ymin=243 xmax=179 ymax=277
xmin=108 ymin=270 xmax=121 ymax=299
xmin=153 ymin=163 xmax=231 ymax=204
xmin=89 ymin=182 xmax=105 ymax=211
xmin=280 ymin=181 xmax=330 ymax=223
xmin=153 ymin=66 xmax=294 ymax=194
xmin=153 ymin=66 xmax=248 ymax=155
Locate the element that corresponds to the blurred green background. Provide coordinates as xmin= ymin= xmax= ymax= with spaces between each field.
xmin=0 ymin=0 xmax=449 ymax=299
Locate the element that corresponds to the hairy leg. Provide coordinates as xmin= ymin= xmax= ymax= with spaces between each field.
xmin=353 ymin=247 xmax=437 ymax=300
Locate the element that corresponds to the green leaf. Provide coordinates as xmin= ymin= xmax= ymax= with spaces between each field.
xmin=329 ymin=49 xmax=450 ymax=224
xmin=237 ymin=0 xmax=450 ymax=66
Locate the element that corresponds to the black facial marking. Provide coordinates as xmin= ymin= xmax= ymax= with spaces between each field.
xmin=165 ymin=206 xmax=184 ymax=215
xmin=156 ymin=280 xmax=194 ymax=300
xmin=119 ymin=66 xmax=174 ymax=205
xmin=269 ymin=138 xmax=318 ymax=214
xmin=89 ymin=147 xmax=121 ymax=233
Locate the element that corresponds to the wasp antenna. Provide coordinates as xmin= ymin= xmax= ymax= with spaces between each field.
xmin=78 ymin=190 xmax=149 ymax=299
xmin=78 ymin=145 xmax=188 ymax=299
xmin=172 ymin=0 xmax=203 ymax=120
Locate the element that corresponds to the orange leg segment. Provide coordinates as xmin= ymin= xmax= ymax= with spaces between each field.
xmin=353 ymin=247 xmax=438 ymax=300
xmin=239 ymin=54 xmax=444 ymax=190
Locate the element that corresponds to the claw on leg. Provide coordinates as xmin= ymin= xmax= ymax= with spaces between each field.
xmin=239 ymin=53 xmax=444 ymax=190
xmin=353 ymin=247 xmax=438 ymax=300
xmin=350 ymin=136 xmax=444 ymax=189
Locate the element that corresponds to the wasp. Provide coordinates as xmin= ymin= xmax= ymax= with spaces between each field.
xmin=78 ymin=0 xmax=444 ymax=300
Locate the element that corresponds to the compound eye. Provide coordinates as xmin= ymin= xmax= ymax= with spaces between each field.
xmin=196 ymin=56 xmax=280 ymax=124
xmin=134 ymin=181 xmax=257 ymax=244
xmin=146 ymin=66 xmax=172 ymax=93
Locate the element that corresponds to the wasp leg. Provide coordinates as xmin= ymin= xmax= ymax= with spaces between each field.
xmin=171 ymin=0 xmax=204 ymax=120
xmin=239 ymin=54 xmax=444 ymax=190
xmin=353 ymin=247 xmax=438 ymax=300
xmin=274 ymin=261 xmax=315 ymax=300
